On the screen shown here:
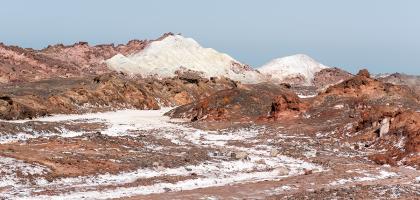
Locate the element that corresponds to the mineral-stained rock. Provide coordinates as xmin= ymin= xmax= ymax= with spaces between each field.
xmin=231 ymin=151 xmax=249 ymax=160
xmin=378 ymin=73 xmax=420 ymax=96
xmin=313 ymin=67 xmax=354 ymax=89
xmin=0 ymin=73 xmax=237 ymax=120
xmin=354 ymin=107 xmax=420 ymax=168
xmin=273 ymin=166 xmax=290 ymax=176
xmin=270 ymin=149 xmax=279 ymax=157
xmin=0 ymin=34 xmax=174 ymax=84
xmin=369 ymin=111 xmax=420 ymax=168
xmin=306 ymin=69 xmax=420 ymax=168
xmin=166 ymin=83 xmax=304 ymax=122
xmin=0 ymin=95 xmax=47 ymax=120
xmin=379 ymin=117 xmax=390 ymax=136
xmin=0 ymin=74 xmax=160 ymax=119
xmin=315 ymin=69 xmax=419 ymax=109
xmin=141 ymin=75 xmax=237 ymax=107
xmin=267 ymin=92 xmax=304 ymax=120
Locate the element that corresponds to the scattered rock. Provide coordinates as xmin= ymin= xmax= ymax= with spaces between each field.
xmin=379 ymin=117 xmax=390 ymax=136
xmin=273 ymin=166 xmax=290 ymax=176
xmin=152 ymin=162 xmax=160 ymax=168
xmin=270 ymin=149 xmax=279 ymax=157
xmin=304 ymin=169 xmax=313 ymax=175
xmin=231 ymin=151 xmax=249 ymax=160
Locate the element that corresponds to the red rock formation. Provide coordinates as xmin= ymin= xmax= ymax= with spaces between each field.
xmin=0 ymin=74 xmax=160 ymax=119
xmin=313 ymin=67 xmax=353 ymax=89
xmin=266 ymin=93 xmax=304 ymax=120
xmin=0 ymin=73 xmax=237 ymax=120
xmin=166 ymin=83 xmax=304 ymax=122
xmin=318 ymin=69 xmax=419 ymax=105
xmin=361 ymin=109 xmax=420 ymax=168
xmin=378 ymin=73 xmax=420 ymax=96
xmin=0 ymin=33 xmax=177 ymax=84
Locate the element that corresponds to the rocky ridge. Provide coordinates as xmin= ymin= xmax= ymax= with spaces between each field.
xmin=0 ymin=33 xmax=176 ymax=84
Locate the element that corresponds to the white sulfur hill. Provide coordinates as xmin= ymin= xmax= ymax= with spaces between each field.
xmin=106 ymin=35 xmax=265 ymax=83
xmin=258 ymin=54 xmax=329 ymax=85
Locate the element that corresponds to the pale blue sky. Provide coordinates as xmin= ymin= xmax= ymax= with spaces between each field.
xmin=1 ymin=0 xmax=419 ymax=74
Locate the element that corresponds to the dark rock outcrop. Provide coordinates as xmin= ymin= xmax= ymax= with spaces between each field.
xmin=166 ymin=83 xmax=304 ymax=122
xmin=0 ymin=73 xmax=237 ymax=120
xmin=354 ymin=107 xmax=420 ymax=168
xmin=312 ymin=67 xmax=354 ymax=89
xmin=317 ymin=70 xmax=419 ymax=107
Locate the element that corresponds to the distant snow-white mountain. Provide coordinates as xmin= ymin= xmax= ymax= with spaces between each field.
xmin=258 ymin=54 xmax=329 ymax=85
xmin=106 ymin=34 xmax=335 ymax=86
xmin=106 ymin=35 xmax=265 ymax=83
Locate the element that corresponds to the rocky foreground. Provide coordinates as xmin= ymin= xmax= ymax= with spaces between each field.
xmin=0 ymin=35 xmax=419 ymax=199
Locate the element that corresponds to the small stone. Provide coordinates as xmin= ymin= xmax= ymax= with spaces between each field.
xmin=255 ymin=159 xmax=266 ymax=165
xmin=274 ymin=166 xmax=290 ymax=176
xmin=152 ymin=162 xmax=160 ymax=168
xmin=231 ymin=151 xmax=249 ymax=160
xmin=304 ymin=169 xmax=313 ymax=175
xmin=270 ymin=149 xmax=279 ymax=157
xmin=218 ymin=148 xmax=229 ymax=156
xmin=379 ymin=117 xmax=390 ymax=136
xmin=333 ymin=104 xmax=344 ymax=109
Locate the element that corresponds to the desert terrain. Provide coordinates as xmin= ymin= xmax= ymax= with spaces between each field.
xmin=0 ymin=34 xmax=419 ymax=199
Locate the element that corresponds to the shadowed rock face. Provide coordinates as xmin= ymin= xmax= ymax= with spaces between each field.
xmin=0 ymin=95 xmax=47 ymax=120
xmin=355 ymin=107 xmax=420 ymax=167
xmin=0 ymin=73 xmax=237 ymax=120
xmin=309 ymin=70 xmax=420 ymax=168
xmin=266 ymin=93 xmax=304 ymax=120
xmin=378 ymin=73 xmax=420 ymax=96
xmin=316 ymin=69 xmax=419 ymax=107
xmin=165 ymin=83 xmax=304 ymax=122
xmin=313 ymin=67 xmax=354 ymax=89
xmin=0 ymin=74 xmax=159 ymax=120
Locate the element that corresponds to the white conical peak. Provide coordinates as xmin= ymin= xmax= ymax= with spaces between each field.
xmin=258 ymin=54 xmax=329 ymax=85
